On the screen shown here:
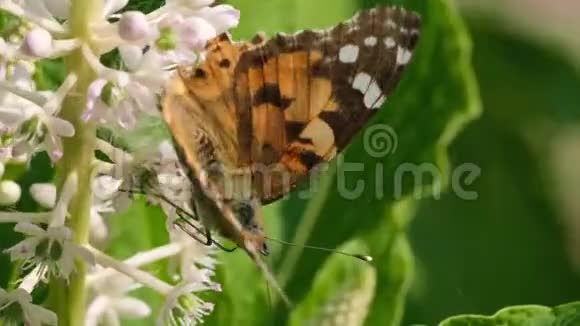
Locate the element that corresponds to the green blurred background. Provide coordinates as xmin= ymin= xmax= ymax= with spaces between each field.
xmin=2 ymin=0 xmax=580 ymax=325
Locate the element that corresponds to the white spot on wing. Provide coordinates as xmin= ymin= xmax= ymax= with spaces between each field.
xmin=386 ymin=19 xmax=397 ymax=29
xmin=396 ymin=46 xmax=412 ymax=65
xmin=384 ymin=37 xmax=396 ymax=49
xmin=364 ymin=36 xmax=377 ymax=47
xmin=364 ymin=80 xmax=385 ymax=109
xmin=352 ymin=72 xmax=371 ymax=93
xmin=339 ymin=44 xmax=359 ymax=63
xmin=352 ymin=72 xmax=386 ymax=109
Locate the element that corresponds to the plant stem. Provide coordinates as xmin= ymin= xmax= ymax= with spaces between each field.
xmin=47 ymin=1 xmax=103 ymax=325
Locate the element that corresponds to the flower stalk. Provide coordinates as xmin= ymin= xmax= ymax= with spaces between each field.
xmin=48 ymin=1 xmax=103 ymax=325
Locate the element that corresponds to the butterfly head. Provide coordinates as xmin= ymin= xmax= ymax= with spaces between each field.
xmin=229 ymin=199 xmax=270 ymax=256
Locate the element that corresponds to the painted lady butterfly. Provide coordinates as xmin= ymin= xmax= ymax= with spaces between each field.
xmin=161 ymin=5 xmax=421 ymax=302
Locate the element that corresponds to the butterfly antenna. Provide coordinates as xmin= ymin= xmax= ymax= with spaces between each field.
xmin=264 ymin=237 xmax=373 ymax=262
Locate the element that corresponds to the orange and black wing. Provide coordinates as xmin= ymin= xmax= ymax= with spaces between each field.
xmin=231 ymin=6 xmax=421 ymax=203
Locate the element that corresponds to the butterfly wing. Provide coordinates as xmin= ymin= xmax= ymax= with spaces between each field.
xmin=232 ymin=6 xmax=421 ymax=203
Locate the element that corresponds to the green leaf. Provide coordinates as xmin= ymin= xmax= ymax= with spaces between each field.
xmin=33 ymin=59 xmax=66 ymax=91
xmin=404 ymin=13 xmax=580 ymax=325
xmin=0 ymin=10 xmax=21 ymax=38
xmin=439 ymin=302 xmax=580 ymax=326
xmin=107 ymin=198 xmax=169 ymax=260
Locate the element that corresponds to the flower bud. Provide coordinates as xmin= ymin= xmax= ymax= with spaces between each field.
xmin=21 ymin=28 xmax=53 ymax=58
xmin=0 ymin=180 xmax=21 ymax=206
xmin=30 ymin=183 xmax=57 ymax=208
xmin=119 ymin=11 xmax=151 ymax=42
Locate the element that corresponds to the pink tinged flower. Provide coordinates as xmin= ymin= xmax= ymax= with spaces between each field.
xmin=83 ymin=46 xmax=163 ymax=129
xmin=196 ymin=4 xmax=240 ymax=32
xmin=83 ymin=78 xmax=109 ymax=123
xmin=178 ymin=17 xmax=217 ymax=51
xmin=84 ymin=77 xmax=139 ymax=129
xmin=118 ymin=11 xmax=152 ymax=42
xmin=153 ymin=14 xmax=215 ymax=65
xmin=21 ymin=28 xmax=53 ymax=58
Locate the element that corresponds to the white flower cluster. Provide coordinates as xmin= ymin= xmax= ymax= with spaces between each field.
xmin=0 ymin=0 xmax=239 ymax=324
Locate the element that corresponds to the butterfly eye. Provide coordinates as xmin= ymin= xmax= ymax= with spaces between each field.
xmin=193 ymin=68 xmax=207 ymax=78
xmin=233 ymin=201 xmax=255 ymax=228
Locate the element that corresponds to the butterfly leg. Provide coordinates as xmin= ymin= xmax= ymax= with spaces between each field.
xmin=174 ymin=214 xmax=213 ymax=245
xmin=175 ymin=213 xmax=238 ymax=252
xmin=203 ymin=229 xmax=238 ymax=252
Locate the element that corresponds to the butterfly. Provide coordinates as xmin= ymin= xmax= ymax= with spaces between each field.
xmin=161 ymin=5 xmax=421 ymax=303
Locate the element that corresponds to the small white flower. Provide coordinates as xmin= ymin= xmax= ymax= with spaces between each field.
xmin=4 ymin=222 xmax=94 ymax=281
xmin=152 ymin=14 xmax=214 ymax=65
xmin=83 ymin=75 xmax=154 ymax=129
xmin=0 ymin=73 xmax=77 ymax=162
xmin=159 ymin=228 xmax=220 ymax=326
xmin=89 ymin=175 xmax=122 ymax=241
xmin=30 ymin=183 xmax=57 ymax=209
xmin=158 ymin=280 xmax=219 ymax=326
xmin=0 ymin=288 xmax=57 ymax=326
xmin=145 ymin=3 xmax=239 ymax=66
xmin=3 ymin=172 xmax=85 ymax=280
xmin=82 ymin=46 xmax=164 ymax=129
xmin=171 ymin=231 xmax=218 ymax=283
xmin=86 ymin=273 xmax=151 ymax=326
xmin=0 ymin=180 xmax=21 ymax=206
xmin=0 ymin=38 xmax=36 ymax=93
